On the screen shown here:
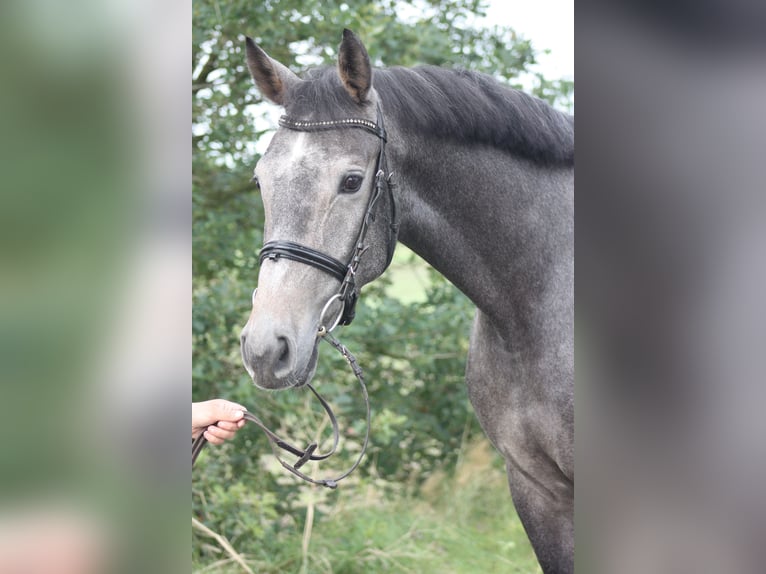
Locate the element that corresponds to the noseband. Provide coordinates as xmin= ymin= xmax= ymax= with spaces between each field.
xmin=258 ymin=103 xmax=398 ymax=328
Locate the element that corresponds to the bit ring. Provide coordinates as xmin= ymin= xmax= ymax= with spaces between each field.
xmin=318 ymin=293 xmax=344 ymax=335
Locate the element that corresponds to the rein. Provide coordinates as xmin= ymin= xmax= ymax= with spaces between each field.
xmin=192 ymin=330 xmax=370 ymax=490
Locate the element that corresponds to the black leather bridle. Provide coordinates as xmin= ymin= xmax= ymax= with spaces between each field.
xmin=191 ymin=105 xmax=396 ymax=489
xmin=258 ymin=102 xmax=398 ymax=329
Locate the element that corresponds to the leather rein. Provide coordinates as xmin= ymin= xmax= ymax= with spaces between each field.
xmin=192 ymin=331 xmax=368 ymax=489
xmin=192 ymin=104 xmax=397 ymax=489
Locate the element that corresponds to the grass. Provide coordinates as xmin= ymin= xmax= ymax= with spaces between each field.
xmin=193 ymin=440 xmax=541 ymax=574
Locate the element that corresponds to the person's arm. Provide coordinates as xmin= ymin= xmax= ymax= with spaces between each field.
xmin=192 ymin=399 xmax=246 ymax=445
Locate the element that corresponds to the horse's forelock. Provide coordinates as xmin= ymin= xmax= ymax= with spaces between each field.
xmin=284 ymin=67 xmax=368 ymax=119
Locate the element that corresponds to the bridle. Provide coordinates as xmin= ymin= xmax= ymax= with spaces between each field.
xmin=258 ymin=102 xmax=398 ymax=328
xmin=193 ymin=104 xmax=398 ymax=489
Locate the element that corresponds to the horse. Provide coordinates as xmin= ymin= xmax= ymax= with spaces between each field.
xmin=239 ymin=29 xmax=573 ymax=573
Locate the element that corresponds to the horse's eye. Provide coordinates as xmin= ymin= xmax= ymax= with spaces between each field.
xmin=341 ymin=174 xmax=364 ymax=194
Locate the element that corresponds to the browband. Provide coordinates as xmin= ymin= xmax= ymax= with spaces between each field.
xmin=278 ymin=116 xmax=387 ymax=141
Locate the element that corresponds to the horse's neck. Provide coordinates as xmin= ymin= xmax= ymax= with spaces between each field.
xmin=392 ymin=134 xmax=573 ymax=342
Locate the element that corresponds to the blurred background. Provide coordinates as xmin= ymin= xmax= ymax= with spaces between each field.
xmin=192 ymin=1 xmax=571 ymax=572
xmin=576 ymin=2 xmax=766 ymax=572
xmin=0 ymin=0 xmax=189 ymax=571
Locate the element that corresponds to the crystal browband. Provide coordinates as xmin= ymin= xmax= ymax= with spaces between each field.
xmin=278 ymin=115 xmax=386 ymax=140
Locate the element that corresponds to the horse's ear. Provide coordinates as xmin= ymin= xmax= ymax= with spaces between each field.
xmin=338 ymin=29 xmax=372 ymax=104
xmin=245 ymin=37 xmax=300 ymax=106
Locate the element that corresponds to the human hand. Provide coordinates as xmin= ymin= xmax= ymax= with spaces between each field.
xmin=192 ymin=399 xmax=247 ymax=445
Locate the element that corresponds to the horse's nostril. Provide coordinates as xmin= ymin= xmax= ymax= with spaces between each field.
xmin=275 ymin=336 xmax=290 ymax=370
xmin=240 ymin=333 xmax=247 ymax=346
xmin=242 ymin=329 xmax=295 ymax=384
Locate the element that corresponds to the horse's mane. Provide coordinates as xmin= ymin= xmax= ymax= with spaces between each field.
xmin=285 ymin=66 xmax=574 ymax=166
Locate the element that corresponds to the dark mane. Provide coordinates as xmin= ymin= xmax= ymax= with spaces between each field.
xmin=285 ymin=66 xmax=574 ymax=166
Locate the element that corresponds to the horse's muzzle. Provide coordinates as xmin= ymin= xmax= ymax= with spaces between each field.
xmin=240 ymin=315 xmax=321 ymax=390
xmin=240 ymin=324 xmax=296 ymax=389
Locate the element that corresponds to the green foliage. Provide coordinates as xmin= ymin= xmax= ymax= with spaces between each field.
xmin=194 ymin=0 xmax=571 ymax=570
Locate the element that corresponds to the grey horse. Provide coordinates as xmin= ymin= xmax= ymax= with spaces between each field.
xmin=239 ymin=30 xmax=573 ymax=573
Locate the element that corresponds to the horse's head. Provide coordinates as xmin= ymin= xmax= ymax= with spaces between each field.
xmin=240 ymin=30 xmax=397 ymax=390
